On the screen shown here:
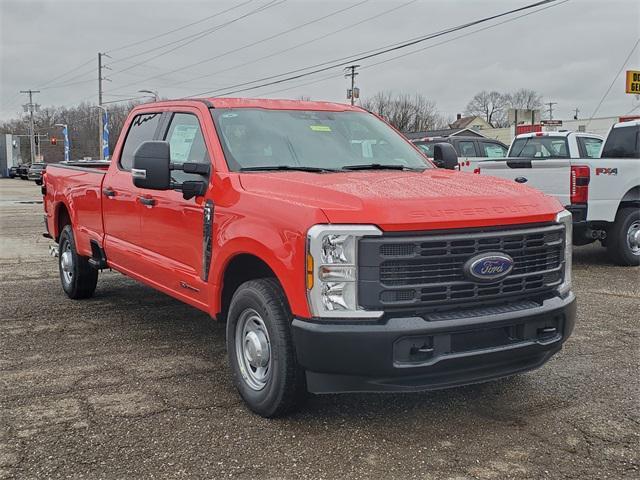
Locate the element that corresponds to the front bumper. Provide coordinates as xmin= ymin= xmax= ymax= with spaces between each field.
xmin=292 ymin=294 xmax=576 ymax=393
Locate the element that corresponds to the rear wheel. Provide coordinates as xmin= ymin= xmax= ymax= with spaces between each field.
xmin=226 ymin=278 xmax=306 ymax=417
xmin=607 ymin=207 xmax=640 ymax=266
xmin=58 ymin=225 xmax=98 ymax=299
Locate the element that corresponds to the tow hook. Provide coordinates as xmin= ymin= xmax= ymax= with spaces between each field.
xmin=49 ymin=245 xmax=59 ymax=257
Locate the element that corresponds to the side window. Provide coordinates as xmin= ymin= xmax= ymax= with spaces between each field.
xmin=458 ymin=141 xmax=477 ymax=157
xmin=120 ymin=113 xmax=161 ymax=170
xmin=579 ymin=137 xmax=603 ymax=158
xmin=164 ymin=113 xmax=210 ymax=182
xmin=481 ymin=141 xmax=507 ymax=158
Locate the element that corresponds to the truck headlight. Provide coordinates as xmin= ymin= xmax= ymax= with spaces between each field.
xmin=306 ymin=225 xmax=383 ymax=319
xmin=556 ymin=209 xmax=572 ymax=296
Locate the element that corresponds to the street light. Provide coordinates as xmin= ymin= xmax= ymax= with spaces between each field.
xmin=138 ymin=89 xmax=159 ymax=102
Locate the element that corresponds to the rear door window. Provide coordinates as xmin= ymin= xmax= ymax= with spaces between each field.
xmin=457 ymin=141 xmax=477 ymax=157
xmin=480 ymin=141 xmax=507 ymax=158
xmin=601 ymin=126 xmax=639 ymax=158
xmin=577 ymin=137 xmax=603 ymax=158
xmin=120 ymin=113 xmax=162 ymax=170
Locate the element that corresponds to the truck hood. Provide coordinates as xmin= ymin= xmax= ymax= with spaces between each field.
xmin=238 ymin=170 xmax=562 ymax=231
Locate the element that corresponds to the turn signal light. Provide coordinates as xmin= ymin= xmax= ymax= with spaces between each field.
xmin=306 ymin=253 xmax=314 ymax=289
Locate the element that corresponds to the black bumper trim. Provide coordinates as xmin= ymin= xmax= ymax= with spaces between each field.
xmin=292 ymin=294 xmax=576 ymax=394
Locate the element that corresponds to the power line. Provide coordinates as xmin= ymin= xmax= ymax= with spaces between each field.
xmin=107 ymin=0 xmax=371 ymax=94
xmin=153 ymin=0 xmax=418 ymax=91
xmin=36 ymin=57 xmax=95 ymax=89
xmin=106 ymin=0 xmax=257 ymax=54
xmin=358 ymin=0 xmax=568 ymax=72
xmin=109 ymin=0 xmax=282 ymax=71
xmin=587 ymin=37 xmax=640 ymax=125
xmin=187 ymin=0 xmax=559 ymax=98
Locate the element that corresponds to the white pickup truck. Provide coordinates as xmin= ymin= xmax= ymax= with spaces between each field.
xmin=479 ymin=121 xmax=640 ymax=266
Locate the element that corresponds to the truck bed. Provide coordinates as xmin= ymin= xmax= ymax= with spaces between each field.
xmin=44 ymin=163 xmax=107 ymax=257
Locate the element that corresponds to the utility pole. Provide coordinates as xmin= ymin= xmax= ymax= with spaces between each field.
xmin=545 ymin=101 xmax=558 ymax=120
xmin=573 ymin=107 xmax=580 ymax=120
xmin=20 ymin=89 xmax=40 ymax=163
xmin=344 ymin=65 xmax=360 ymax=106
xmin=97 ymin=52 xmax=111 ymax=159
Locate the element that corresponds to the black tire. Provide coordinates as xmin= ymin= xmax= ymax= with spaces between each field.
xmin=606 ymin=207 xmax=640 ymax=266
xmin=226 ymin=278 xmax=306 ymax=417
xmin=58 ymin=225 xmax=98 ymax=299
xmin=35 ymin=179 xmax=42 ymax=186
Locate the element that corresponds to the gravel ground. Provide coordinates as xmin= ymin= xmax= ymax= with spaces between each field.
xmin=0 ymin=178 xmax=638 ymax=479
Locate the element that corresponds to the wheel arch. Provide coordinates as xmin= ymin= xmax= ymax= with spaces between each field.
xmin=216 ymin=252 xmax=291 ymax=322
xmin=618 ymin=185 xmax=640 ymax=211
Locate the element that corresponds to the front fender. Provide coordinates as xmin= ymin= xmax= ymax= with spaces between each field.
xmin=210 ymin=222 xmax=310 ymax=319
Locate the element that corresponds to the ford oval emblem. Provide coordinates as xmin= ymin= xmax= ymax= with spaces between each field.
xmin=464 ymin=252 xmax=514 ymax=283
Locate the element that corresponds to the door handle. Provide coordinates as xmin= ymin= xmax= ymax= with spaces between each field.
xmin=103 ymin=187 xmax=116 ymax=197
xmin=515 ymin=177 xmax=528 ymax=183
xmin=138 ymin=196 xmax=156 ymax=207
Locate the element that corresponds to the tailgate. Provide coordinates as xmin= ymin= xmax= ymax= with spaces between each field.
xmin=479 ymin=158 xmax=571 ymax=206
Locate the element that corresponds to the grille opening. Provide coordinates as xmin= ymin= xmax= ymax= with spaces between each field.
xmin=359 ymin=223 xmax=565 ymax=311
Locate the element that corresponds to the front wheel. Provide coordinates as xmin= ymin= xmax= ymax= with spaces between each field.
xmin=226 ymin=278 xmax=306 ymax=417
xmin=58 ymin=225 xmax=98 ymax=299
xmin=607 ymin=207 xmax=640 ymax=266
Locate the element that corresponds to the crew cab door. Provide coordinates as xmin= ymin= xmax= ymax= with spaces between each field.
xmin=479 ymin=158 xmax=572 ymax=207
xmin=103 ymin=112 xmax=163 ymax=268
xmin=134 ymin=111 xmax=212 ymax=308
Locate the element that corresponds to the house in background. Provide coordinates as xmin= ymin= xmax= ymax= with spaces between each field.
xmin=404 ymin=114 xmax=493 ymax=141
xmin=448 ymin=114 xmax=493 ymax=131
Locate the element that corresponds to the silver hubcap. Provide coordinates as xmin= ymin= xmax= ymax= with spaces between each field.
xmin=627 ymin=221 xmax=640 ymax=255
xmin=60 ymin=243 xmax=73 ymax=284
xmin=235 ymin=309 xmax=271 ymax=391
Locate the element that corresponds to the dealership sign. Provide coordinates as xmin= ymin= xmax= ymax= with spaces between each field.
xmin=626 ymin=70 xmax=640 ymax=94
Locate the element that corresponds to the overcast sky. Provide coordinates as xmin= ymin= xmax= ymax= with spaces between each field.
xmin=1 ymin=0 xmax=638 ymax=122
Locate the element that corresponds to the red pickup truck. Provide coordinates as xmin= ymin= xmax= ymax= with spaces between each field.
xmin=43 ymin=98 xmax=576 ymax=417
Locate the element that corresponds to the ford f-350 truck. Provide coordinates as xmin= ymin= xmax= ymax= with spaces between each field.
xmin=43 ymin=98 xmax=576 ymax=417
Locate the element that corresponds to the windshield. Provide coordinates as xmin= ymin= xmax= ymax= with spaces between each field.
xmin=211 ymin=109 xmax=430 ymax=171
xmin=509 ymin=136 xmax=569 ymax=159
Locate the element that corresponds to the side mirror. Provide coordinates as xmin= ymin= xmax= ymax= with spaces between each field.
xmin=432 ymin=143 xmax=459 ymax=170
xmin=132 ymin=141 xmax=171 ymax=190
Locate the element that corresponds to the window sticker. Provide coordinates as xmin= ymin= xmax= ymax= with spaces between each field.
xmin=170 ymin=125 xmax=198 ymax=162
xmin=310 ymin=125 xmax=332 ymax=132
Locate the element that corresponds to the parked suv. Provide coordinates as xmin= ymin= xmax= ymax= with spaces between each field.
xmin=410 ymin=135 xmax=508 ymax=172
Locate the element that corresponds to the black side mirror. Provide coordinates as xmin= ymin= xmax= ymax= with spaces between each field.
xmin=432 ymin=143 xmax=459 ymax=170
xmin=132 ymin=141 xmax=171 ymax=190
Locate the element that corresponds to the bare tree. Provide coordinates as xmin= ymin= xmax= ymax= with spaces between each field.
xmin=507 ymin=88 xmax=543 ymax=110
xmin=464 ymin=90 xmax=509 ymax=127
xmin=0 ymin=101 xmax=141 ymax=162
xmin=361 ymin=91 xmax=446 ymax=132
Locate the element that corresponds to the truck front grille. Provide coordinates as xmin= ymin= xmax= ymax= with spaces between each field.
xmin=358 ymin=223 xmax=565 ymax=312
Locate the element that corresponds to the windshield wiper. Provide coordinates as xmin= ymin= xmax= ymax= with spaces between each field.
xmin=341 ymin=163 xmax=418 ymax=171
xmin=239 ymin=165 xmax=337 ymax=173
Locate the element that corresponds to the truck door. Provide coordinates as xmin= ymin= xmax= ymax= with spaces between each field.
xmin=102 ymin=112 xmax=163 ymax=270
xmin=135 ymin=111 xmax=211 ymax=308
xmin=479 ymin=158 xmax=572 ymax=207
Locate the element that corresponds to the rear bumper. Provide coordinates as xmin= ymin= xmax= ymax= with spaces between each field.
xmin=567 ymin=204 xmax=587 ymax=224
xmin=292 ymin=294 xmax=576 ymax=393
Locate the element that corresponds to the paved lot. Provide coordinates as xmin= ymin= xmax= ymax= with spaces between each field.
xmin=0 ymin=178 xmax=638 ymax=479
